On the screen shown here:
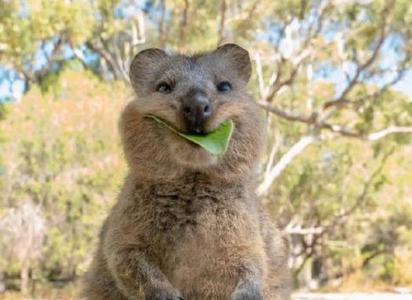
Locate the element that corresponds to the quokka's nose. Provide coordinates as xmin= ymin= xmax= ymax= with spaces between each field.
xmin=181 ymin=90 xmax=212 ymax=134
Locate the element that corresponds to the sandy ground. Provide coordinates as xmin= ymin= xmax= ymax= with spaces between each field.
xmin=1 ymin=293 xmax=412 ymax=300
xmin=293 ymin=293 xmax=412 ymax=300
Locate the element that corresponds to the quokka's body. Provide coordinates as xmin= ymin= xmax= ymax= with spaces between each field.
xmin=83 ymin=44 xmax=291 ymax=300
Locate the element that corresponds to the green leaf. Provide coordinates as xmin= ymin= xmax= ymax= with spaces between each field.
xmin=146 ymin=115 xmax=234 ymax=155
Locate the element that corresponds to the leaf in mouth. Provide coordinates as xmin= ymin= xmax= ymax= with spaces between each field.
xmin=145 ymin=115 xmax=234 ymax=155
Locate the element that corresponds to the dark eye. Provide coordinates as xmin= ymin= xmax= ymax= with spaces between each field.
xmin=156 ymin=82 xmax=173 ymax=94
xmin=216 ymin=81 xmax=232 ymax=92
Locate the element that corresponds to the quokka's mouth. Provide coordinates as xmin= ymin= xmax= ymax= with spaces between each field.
xmin=145 ymin=114 xmax=234 ymax=155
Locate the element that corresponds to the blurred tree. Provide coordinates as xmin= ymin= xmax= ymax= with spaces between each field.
xmin=0 ymin=70 xmax=127 ymax=290
xmin=0 ymin=201 xmax=46 ymax=293
xmin=0 ymin=0 xmax=95 ymax=92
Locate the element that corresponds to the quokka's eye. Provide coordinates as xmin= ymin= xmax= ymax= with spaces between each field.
xmin=156 ymin=82 xmax=173 ymax=94
xmin=216 ymin=81 xmax=232 ymax=93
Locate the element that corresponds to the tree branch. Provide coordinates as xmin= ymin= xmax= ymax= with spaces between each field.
xmin=158 ymin=0 xmax=167 ymax=48
xmin=367 ymin=126 xmax=412 ymax=141
xmin=286 ymin=226 xmax=324 ymax=235
xmin=259 ymin=104 xmax=412 ymax=143
xmin=322 ymin=0 xmax=395 ymax=111
xmin=257 ymin=134 xmax=317 ymax=196
xmin=86 ymin=41 xmax=119 ymax=79
xmin=178 ymin=0 xmax=189 ymax=45
xmin=258 ymin=102 xmax=315 ymax=124
xmin=321 ymin=124 xmax=412 ymax=141
xmin=264 ymin=127 xmax=281 ymax=177
xmin=217 ymin=0 xmax=227 ymax=45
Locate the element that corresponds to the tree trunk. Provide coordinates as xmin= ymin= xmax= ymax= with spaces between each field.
xmin=20 ymin=261 xmax=29 ymax=294
xmin=256 ymin=134 xmax=316 ymax=196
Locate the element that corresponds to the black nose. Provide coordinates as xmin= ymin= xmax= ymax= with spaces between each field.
xmin=181 ymin=90 xmax=212 ymax=134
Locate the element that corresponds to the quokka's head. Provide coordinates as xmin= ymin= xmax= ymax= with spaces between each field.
xmin=121 ymin=44 xmax=266 ymax=182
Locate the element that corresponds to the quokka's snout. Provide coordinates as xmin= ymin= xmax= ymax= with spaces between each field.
xmin=180 ymin=88 xmax=212 ymax=134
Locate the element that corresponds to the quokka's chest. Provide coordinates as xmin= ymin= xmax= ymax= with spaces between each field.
xmin=141 ymin=179 xmax=243 ymax=232
xmin=151 ymin=196 xmax=259 ymax=300
xmin=145 ymin=190 xmax=258 ymax=253
xmin=149 ymin=192 xmax=226 ymax=233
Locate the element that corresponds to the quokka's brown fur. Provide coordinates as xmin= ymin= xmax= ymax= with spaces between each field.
xmin=82 ymin=44 xmax=291 ymax=300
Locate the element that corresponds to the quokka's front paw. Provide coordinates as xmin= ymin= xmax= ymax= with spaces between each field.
xmin=145 ymin=287 xmax=185 ymax=300
xmin=230 ymin=280 xmax=263 ymax=300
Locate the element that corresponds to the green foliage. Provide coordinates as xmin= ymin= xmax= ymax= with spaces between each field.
xmin=0 ymin=70 xmax=127 ymax=280
xmin=265 ymin=135 xmax=412 ymax=287
xmin=0 ymin=104 xmax=8 ymax=121
xmin=147 ymin=116 xmax=234 ymax=155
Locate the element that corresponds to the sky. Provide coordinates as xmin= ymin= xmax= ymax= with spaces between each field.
xmin=1 ymin=1 xmax=411 ymax=102
xmin=394 ymin=70 xmax=412 ymax=97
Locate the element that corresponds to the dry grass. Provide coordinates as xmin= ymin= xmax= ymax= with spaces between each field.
xmin=0 ymin=283 xmax=79 ymax=300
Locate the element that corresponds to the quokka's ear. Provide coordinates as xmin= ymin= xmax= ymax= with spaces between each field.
xmin=129 ymin=48 xmax=168 ymax=93
xmin=214 ymin=43 xmax=251 ymax=82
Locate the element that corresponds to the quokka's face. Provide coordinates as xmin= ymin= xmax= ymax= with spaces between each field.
xmin=122 ymin=44 xmax=265 ymax=177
